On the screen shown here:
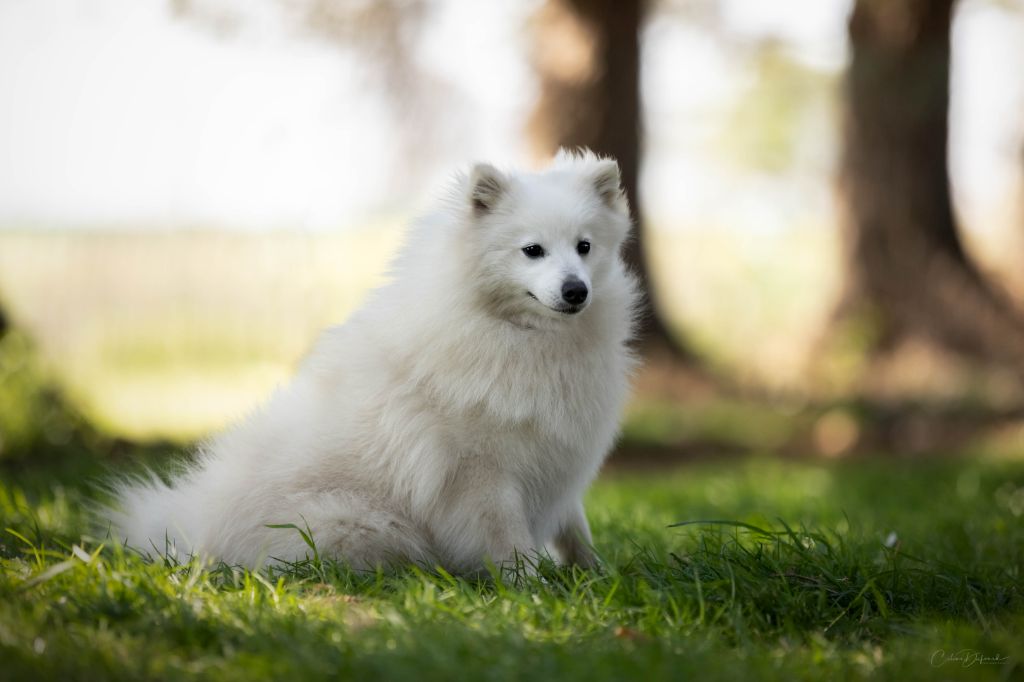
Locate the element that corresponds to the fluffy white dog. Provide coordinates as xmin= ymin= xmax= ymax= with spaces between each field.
xmin=109 ymin=149 xmax=639 ymax=573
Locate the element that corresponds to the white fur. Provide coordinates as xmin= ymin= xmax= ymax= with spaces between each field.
xmin=108 ymin=149 xmax=639 ymax=572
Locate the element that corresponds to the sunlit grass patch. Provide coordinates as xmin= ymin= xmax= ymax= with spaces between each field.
xmin=0 ymin=225 xmax=843 ymax=441
xmin=647 ymin=225 xmax=842 ymax=388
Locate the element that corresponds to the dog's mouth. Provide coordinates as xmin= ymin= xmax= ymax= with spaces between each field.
xmin=526 ymin=291 xmax=584 ymax=315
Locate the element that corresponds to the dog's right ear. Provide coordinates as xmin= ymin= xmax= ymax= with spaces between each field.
xmin=468 ymin=163 xmax=507 ymax=215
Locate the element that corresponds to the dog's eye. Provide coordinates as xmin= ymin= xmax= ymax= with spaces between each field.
xmin=577 ymin=240 xmax=591 ymax=256
xmin=522 ymin=244 xmax=545 ymax=259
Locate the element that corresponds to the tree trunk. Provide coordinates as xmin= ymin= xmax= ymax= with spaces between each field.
xmin=527 ymin=0 xmax=697 ymax=361
xmin=839 ymin=0 xmax=1024 ymax=376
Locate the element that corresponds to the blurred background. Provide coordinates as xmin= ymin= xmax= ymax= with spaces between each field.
xmin=2 ymin=0 xmax=1024 ymax=465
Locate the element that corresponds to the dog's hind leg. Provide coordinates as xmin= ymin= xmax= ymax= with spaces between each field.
xmin=261 ymin=491 xmax=433 ymax=570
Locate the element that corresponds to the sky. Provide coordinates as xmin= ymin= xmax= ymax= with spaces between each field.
xmin=0 ymin=0 xmax=1021 ymax=232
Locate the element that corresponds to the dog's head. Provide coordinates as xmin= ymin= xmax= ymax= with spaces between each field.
xmin=465 ymin=149 xmax=632 ymax=325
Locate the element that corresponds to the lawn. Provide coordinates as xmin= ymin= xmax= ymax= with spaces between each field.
xmin=2 ymin=452 xmax=1021 ymax=681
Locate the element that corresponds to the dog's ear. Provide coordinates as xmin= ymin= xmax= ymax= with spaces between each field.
xmin=590 ymin=158 xmax=626 ymax=209
xmin=469 ymin=163 xmax=507 ymax=215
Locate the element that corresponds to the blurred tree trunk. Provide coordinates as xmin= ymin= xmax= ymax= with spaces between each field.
xmin=528 ymin=0 xmax=698 ymax=362
xmin=838 ymin=0 xmax=1024 ymax=376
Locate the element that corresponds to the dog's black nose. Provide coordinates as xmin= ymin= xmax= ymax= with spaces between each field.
xmin=561 ymin=279 xmax=589 ymax=305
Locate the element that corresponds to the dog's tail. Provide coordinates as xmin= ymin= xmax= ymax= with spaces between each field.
xmin=96 ymin=470 xmax=200 ymax=561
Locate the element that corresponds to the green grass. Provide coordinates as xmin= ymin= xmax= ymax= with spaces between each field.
xmin=2 ymin=454 xmax=1022 ymax=681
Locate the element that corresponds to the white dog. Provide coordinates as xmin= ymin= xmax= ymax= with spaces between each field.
xmin=109 ymin=149 xmax=639 ymax=573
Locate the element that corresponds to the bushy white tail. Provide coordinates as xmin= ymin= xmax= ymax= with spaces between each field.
xmin=103 ymin=473 xmax=201 ymax=560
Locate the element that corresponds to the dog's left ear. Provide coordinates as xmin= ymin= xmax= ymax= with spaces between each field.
xmin=589 ymin=159 xmax=626 ymax=211
xmin=469 ymin=163 xmax=507 ymax=215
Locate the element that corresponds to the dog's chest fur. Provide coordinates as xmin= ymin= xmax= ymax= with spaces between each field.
xmin=414 ymin=320 xmax=629 ymax=506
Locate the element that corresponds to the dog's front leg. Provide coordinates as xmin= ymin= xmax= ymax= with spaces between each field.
xmin=553 ymin=500 xmax=599 ymax=569
xmin=438 ymin=475 xmax=538 ymax=573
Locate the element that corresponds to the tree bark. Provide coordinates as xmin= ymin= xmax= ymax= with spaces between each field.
xmin=839 ymin=0 xmax=1024 ymax=376
xmin=527 ymin=0 xmax=697 ymax=361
